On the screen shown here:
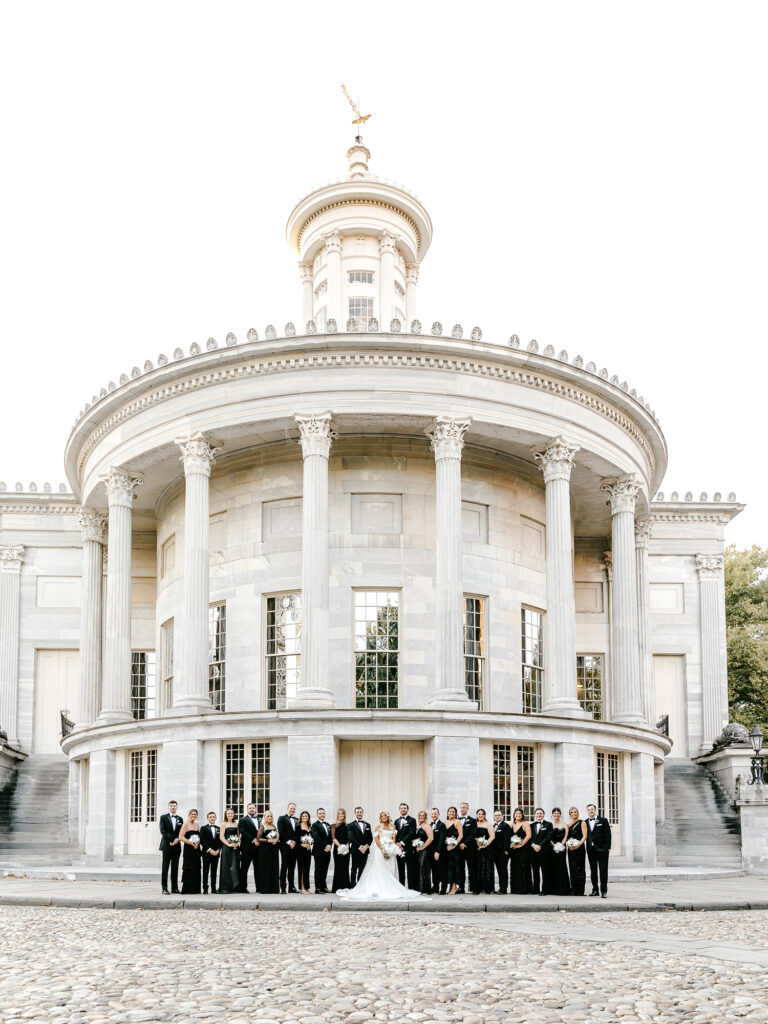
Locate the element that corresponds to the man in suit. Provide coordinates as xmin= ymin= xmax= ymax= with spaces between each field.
xmin=349 ymin=806 xmax=372 ymax=885
xmin=311 ymin=808 xmax=333 ymax=893
xmin=395 ymin=802 xmax=418 ymax=889
xmin=529 ymin=807 xmax=553 ymax=894
xmin=238 ymin=803 xmax=260 ymax=893
xmin=585 ymin=802 xmax=612 ymax=897
xmin=277 ymin=801 xmax=299 ymax=894
xmin=491 ymin=810 xmax=512 ymax=894
xmin=200 ymin=811 xmax=221 ymax=894
xmin=159 ymin=800 xmax=183 ymax=894
xmin=429 ymin=807 xmax=447 ymax=894
xmin=458 ymin=802 xmax=477 ymax=894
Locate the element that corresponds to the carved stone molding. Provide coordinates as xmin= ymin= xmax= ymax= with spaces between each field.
xmin=0 ymin=544 xmax=25 ymax=573
xmin=100 ymin=468 xmax=142 ymax=508
xmin=295 ymin=412 xmax=337 ymax=460
xmin=426 ymin=416 xmax=471 ymax=462
xmin=379 ymin=231 xmax=397 ymax=256
xmin=174 ymin=431 xmax=222 ymax=478
xmin=78 ymin=508 xmax=107 ymax=544
xmin=405 ymin=263 xmax=420 ymax=285
xmin=601 ymin=474 xmax=641 ymax=516
xmin=634 ymin=517 xmax=652 ymax=548
xmin=603 ymin=550 xmax=613 ymax=582
xmin=696 ymin=554 xmax=724 ymax=580
xmin=324 ymin=230 xmax=341 ymax=256
xmin=533 ymin=436 xmax=580 ymax=484
xmin=298 ymin=262 xmax=313 ymax=282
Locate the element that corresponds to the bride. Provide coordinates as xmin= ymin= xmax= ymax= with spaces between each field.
xmin=337 ymin=811 xmax=429 ymax=902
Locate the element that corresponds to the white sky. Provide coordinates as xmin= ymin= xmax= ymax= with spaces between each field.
xmin=1 ymin=2 xmax=765 ymax=547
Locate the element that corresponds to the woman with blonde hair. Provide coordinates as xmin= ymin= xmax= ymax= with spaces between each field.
xmin=337 ymin=809 xmax=429 ymax=902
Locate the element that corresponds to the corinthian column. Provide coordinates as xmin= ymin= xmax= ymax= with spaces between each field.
xmin=289 ymin=412 xmax=336 ymax=709
xmin=324 ymin=231 xmax=342 ymax=326
xmin=405 ymin=264 xmax=419 ymax=327
xmin=299 ymin=262 xmax=313 ymax=326
xmin=426 ymin=415 xmax=473 ymax=709
xmin=601 ymin=475 xmax=643 ymax=724
xmin=76 ymin=510 xmax=106 ymax=728
xmin=0 ymin=545 xmax=25 ymax=747
xmin=534 ymin=437 xmax=585 ymax=717
xmin=635 ymin=518 xmax=654 ymax=727
xmin=696 ymin=554 xmax=727 ymax=752
xmin=379 ymin=231 xmax=397 ymax=328
xmin=99 ymin=469 xmax=142 ymax=724
xmin=174 ymin=432 xmax=220 ymax=713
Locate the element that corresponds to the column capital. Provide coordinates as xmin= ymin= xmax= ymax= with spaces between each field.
xmin=379 ymin=230 xmax=398 ymax=256
xmin=405 ymin=263 xmax=420 ymax=284
xmin=101 ymin=468 xmax=142 ymax=508
xmin=601 ymin=474 xmax=641 ymax=515
xmin=324 ymin=230 xmax=341 ymax=255
xmin=426 ymin=416 xmax=471 ymax=462
xmin=174 ymin=432 xmax=222 ymax=478
xmin=0 ymin=545 xmax=24 ymax=573
xmin=298 ymin=261 xmax=313 ymax=282
xmin=603 ymin=550 xmax=613 ymax=582
xmin=696 ymin=554 xmax=724 ymax=580
xmin=533 ymin=436 xmax=580 ymax=484
xmin=78 ymin=507 xmax=107 ymax=544
xmin=295 ymin=412 xmax=337 ymax=459
xmin=634 ymin=517 xmax=652 ymax=549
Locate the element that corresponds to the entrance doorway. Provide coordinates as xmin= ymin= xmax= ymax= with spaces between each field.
xmin=653 ymin=655 xmax=688 ymax=756
xmin=338 ymin=740 xmax=426 ymax=819
xmin=127 ymin=748 xmax=158 ymax=854
xmin=33 ymin=649 xmax=79 ymax=753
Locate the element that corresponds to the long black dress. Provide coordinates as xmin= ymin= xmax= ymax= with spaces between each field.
xmin=181 ymin=829 xmax=202 ymax=894
xmin=331 ymin=823 xmax=351 ymax=892
xmin=509 ymin=824 xmax=532 ymax=894
xmin=219 ymin=827 xmax=240 ymax=894
xmin=475 ymin=826 xmax=494 ymax=894
xmin=256 ymin=829 xmax=280 ymax=893
xmin=444 ymin=823 xmax=461 ymax=885
xmin=296 ymin=826 xmax=312 ymax=890
xmin=566 ymin=819 xmax=587 ymax=896
xmin=415 ymin=826 xmax=432 ymax=894
xmin=543 ymin=826 xmax=571 ymax=895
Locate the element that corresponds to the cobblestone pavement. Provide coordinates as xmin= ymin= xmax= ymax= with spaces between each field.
xmin=1 ymin=908 xmax=766 ymax=1023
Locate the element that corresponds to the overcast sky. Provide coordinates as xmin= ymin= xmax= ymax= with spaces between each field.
xmin=1 ymin=2 xmax=765 ymax=547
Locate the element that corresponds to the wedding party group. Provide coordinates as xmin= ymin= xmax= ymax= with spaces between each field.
xmin=159 ymin=798 xmax=612 ymax=901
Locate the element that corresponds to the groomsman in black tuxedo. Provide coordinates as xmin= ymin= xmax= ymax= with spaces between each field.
xmin=529 ymin=807 xmax=553 ymax=895
xmin=458 ymin=802 xmax=477 ymax=894
xmin=585 ymin=802 xmax=612 ymax=897
xmin=200 ymin=811 xmax=221 ymax=894
xmin=491 ymin=810 xmax=512 ymax=894
xmin=311 ymin=808 xmax=333 ymax=893
xmin=429 ymin=807 xmax=447 ymax=894
xmin=238 ymin=803 xmax=261 ymax=893
xmin=395 ymin=803 xmax=418 ymax=889
xmin=277 ymin=802 xmax=299 ymax=894
xmin=159 ymin=800 xmax=183 ymax=894
xmin=349 ymin=806 xmax=372 ymax=885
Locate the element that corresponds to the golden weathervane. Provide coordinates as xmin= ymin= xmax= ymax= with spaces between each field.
xmin=341 ymin=83 xmax=371 ymax=128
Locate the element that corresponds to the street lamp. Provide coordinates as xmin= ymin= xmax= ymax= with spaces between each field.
xmin=748 ymin=725 xmax=766 ymax=786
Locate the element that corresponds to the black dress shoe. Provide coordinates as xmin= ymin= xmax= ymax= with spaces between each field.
xmin=288 ymin=887 xmax=298 ymax=893
xmin=589 ymin=890 xmax=599 ymax=896
xmin=162 ymin=889 xmax=170 ymax=895
xmin=601 ymin=893 xmax=608 ymax=899
xmin=203 ymin=888 xmax=209 ymax=894
xmin=171 ymin=889 xmax=180 ymax=894
xmin=211 ymin=888 xmax=217 ymax=894
xmin=280 ymin=888 xmax=286 ymax=894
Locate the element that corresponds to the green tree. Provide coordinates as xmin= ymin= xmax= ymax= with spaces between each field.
xmin=725 ymin=544 xmax=768 ymax=729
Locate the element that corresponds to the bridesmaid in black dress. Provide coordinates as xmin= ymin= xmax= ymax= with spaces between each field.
xmin=566 ymin=806 xmax=587 ymax=896
xmin=219 ymin=807 xmax=240 ymax=895
xmin=414 ymin=810 xmax=435 ymax=895
xmin=543 ymin=807 xmax=571 ymax=896
xmin=256 ymin=810 xmax=280 ymax=893
xmin=474 ymin=809 xmax=495 ymax=894
xmin=331 ymin=808 xmax=351 ymax=892
xmin=509 ymin=807 xmax=532 ymax=895
xmin=443 ymin=806 xmax=464 ymax=896
xmin=179 ymin=809 xmax=202 ymax=894
xmin=296 ymin=811 xmax=312 ymax=894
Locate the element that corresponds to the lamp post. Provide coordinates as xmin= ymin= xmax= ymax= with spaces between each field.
xmin=748 ymin=725 xmax=766 ymax=785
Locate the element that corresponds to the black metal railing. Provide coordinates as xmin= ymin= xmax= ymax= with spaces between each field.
xmin=656 ymin=713 xmax=669 ymax=737
xmin=60 ymin=709 xmax=74 ymax=738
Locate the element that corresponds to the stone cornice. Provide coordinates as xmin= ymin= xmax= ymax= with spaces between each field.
xmin=650 ymin=501 xmax=744 ymax=525
xmin=0 ymin=494 xmax=80 ymax=514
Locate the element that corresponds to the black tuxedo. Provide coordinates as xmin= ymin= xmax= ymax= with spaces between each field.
xmin=529 ymin=819 xmax=553 ymax=894
xmin=491 ymin=821 xmax=512 ymax=893
xmin=311 ymin=819 xmax=333 ymax=893
xmin=458 ymin=814 xmax=477 ymax=893
xmin=200 ymin=822 xmax=222 ymax=892
xmin=430 ymin=819 xmax=447 ymax=893
xmin=238 ymin=814 xmax=260 ymax=892
xmin=394 ymin=814 xmax=418 ymax=889
xmin=277 ymin=813 xmax=299 ymax=892
xmin=585 ymin=815 xmax=611 ymax=894
xmin=349 ymin=818 xmax=373 ymax=885
xmin=158 ymin=812 xmax=182 ymax=892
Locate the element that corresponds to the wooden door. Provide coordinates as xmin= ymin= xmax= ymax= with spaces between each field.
xmin=338 ymin=740 xmax=425 ymax=819
xmin=33 ymin=649 xmax=79 ymax=753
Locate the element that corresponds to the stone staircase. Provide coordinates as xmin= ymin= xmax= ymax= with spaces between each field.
xmin=0 ymin=754 xmax=80 ymax=867
xmin=657 ymin=758 xmax=742 ymax=869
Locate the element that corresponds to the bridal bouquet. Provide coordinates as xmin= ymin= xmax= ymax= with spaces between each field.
xmin=412 ymin=838 xmax=425 ymax=851
xmin=445 ymin=836 xmax=458 ymax=849
xmin=266 ymin=830 xmax=278 ymax=840
xmin=300 ymin=834 xmax=313 ymax=847
xmin=553 ymin=841 xmax=566 ymax=853
xmin=566 ymin=838 xmax=580 ymax=849
xmin=188 ymin=834 xmax=200 ymax=846
xmin=510 ymin=835 xmax=522 ymax=847
xmin=476 ymin=836 xmax=489 ymax=848
xmin=337 ymin=844 xmax=350 ymax=855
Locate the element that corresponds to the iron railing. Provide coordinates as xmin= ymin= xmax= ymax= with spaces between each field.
xmin=60 ymin=709 xmax=74 ymax=738
xmin=656 ymin=713 xmax=669 ymax=737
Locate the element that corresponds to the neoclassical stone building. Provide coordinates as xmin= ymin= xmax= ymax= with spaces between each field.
xmin=0 ymin=139 xmax=742 ymax=865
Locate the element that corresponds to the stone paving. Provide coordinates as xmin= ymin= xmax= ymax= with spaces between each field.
xmin=0 ymin=906 xmax=766 ymax=1023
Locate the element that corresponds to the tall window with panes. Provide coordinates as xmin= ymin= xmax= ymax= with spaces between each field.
xmin=131 ymin=652 xmax=156 ymax=720
xmin=161 ymin=619 xmax=174 ymax=711
xmin=265 ymin=593 xmax=301 ymax=709
xmin=463 ymin=596 xmax=485 ymax=705
xmin=354 ymin=590 xmax=399 ymax=709
xmin=521 ymin=608 xmax=544 ymax=713
xmin=492 ymin=743 xmax=536 ymax=820
xmin=348 ymin=296 xmax=374 ymax=328
xmin=208 ymin=604 xmax=226 ymax=711
xmin=577 ymin=655 xmax=604 ymax=720
xmin=129 ymin=748 xmax=157 ymax=824
xmin=596 ymin=751 xmax=620 ymax=825
xmin=224 ymin=742 xmax=270 ymax=818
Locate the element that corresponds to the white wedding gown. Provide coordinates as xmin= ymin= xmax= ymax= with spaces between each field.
xmin=337 ymin=827 xmax=429 ymax=902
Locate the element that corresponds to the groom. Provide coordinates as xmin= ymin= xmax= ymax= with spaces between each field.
xmin=349 ymin=806 xmax=372 ymax=885
xmin=585 ymin=802 xmax=611 ymax=898
xmin=395 ymin=803 xmax=417 ymax=889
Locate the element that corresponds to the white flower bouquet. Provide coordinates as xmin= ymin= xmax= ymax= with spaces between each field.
xmin=382 ymin=841 xmax=404 ymax=860
xmin=412 ymin=838 xmax=425 ymax=851
xmin=266 ymin=830 xmax=278 ymax=840
xmin=476 ymin=836 xmax=489 ymax=848
xmin=188 ymin=834 xmax=200 ymax=846
xmin=229 ymin=836 xmax=240 ymax=848
xmin=553 ymin=841 xmax=566 ymax=853
xmin=566 ymin=838 xmax=581 ymax=849
xmin=337 ymin=843 xmax=350 ymax=856
xmin=510 ymin=835 xmax=522 ymax=847
xmin=445 ymin=836 xmax=458 ymax=849
xmin=300 ymin=834 xmax=313 ymax=847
